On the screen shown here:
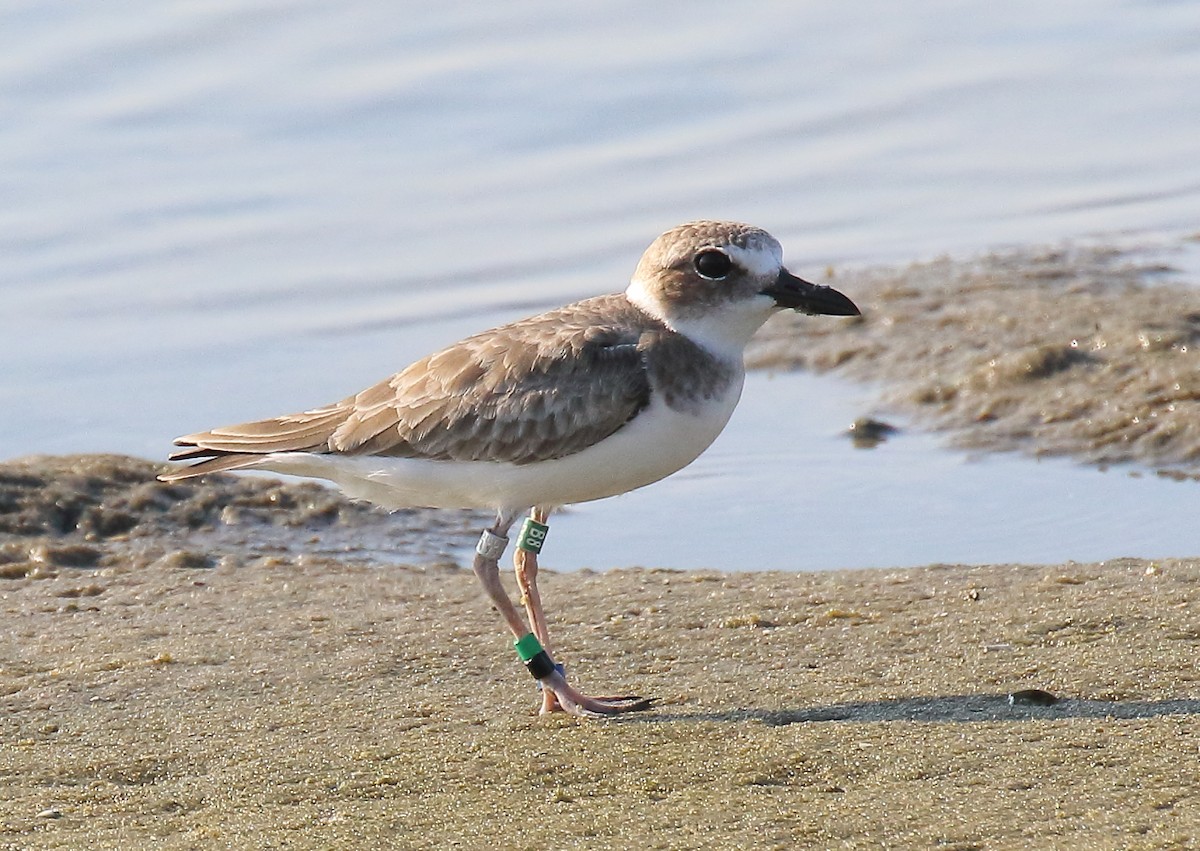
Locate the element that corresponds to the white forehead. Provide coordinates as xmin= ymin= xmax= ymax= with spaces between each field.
xmin=724 ymin=236 xmax=783 ymax=278
xmin=634 ymin=221 xmax=786 ymax=283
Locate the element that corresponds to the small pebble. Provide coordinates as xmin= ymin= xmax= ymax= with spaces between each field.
xmin=153 ymin=550 xmax=215 ymax=570
xmin=1008 ymin=689 xmax=1060 ymax=707
xmin=37 ymin=808 xmax=62 ymax=819
xmin=846 ymin=417 xmax=899 ymax=449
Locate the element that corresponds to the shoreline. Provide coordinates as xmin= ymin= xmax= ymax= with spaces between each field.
xmin=3 ymin=238 xmax=1199 ymax=848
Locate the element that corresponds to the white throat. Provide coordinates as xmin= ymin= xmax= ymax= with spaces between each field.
xmin=625 ymin=276 xmax=775 ymax=361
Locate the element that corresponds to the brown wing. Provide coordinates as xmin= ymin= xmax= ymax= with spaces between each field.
xmin=163 ymin=295 xmax=657 ymax=480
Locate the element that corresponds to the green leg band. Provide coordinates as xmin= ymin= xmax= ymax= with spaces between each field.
xmin=514 ymin=632 xmax=543 ymax=661
xmin=514 ymin=633 xmax=555 ymax=680
xmin=517 ymin=517 xmax=549 ymax=553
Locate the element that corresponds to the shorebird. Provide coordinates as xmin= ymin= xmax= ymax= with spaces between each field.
xmin=161 ymin=220 xmax=860 ymax=716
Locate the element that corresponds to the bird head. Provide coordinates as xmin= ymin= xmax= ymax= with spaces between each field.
xmin=626 ymin=220 xmax=859 ymax=354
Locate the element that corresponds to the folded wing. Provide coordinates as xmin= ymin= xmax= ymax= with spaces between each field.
xmin=163 ymin=296 xmax=656 ymax=480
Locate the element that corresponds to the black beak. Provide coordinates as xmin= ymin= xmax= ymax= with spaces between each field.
xmin=761 ymin=269 xmax=860 ymax=316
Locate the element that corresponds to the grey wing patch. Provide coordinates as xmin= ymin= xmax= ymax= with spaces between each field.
xmin=640 ymin=330 xmax=738 ymax=415
xmin=333 ymin=324 xmax=653 ymax=464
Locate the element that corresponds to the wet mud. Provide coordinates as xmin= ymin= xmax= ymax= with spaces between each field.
xmin=751 ymin=239 xmax=1200 ymax=478
xmin=0 ymin=454 xmax=483 ymax=581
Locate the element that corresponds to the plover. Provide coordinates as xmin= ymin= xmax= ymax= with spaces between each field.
xmin=161 ymin=220 xmax=860 ymax=716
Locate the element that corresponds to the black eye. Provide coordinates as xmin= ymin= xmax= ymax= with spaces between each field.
xmin=694 ymin=249 xmax=732 ymax=279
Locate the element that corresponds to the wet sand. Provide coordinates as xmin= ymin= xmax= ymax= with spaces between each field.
xmin=3 ymin=522 xmax=1197 ymax=849
xmin=3 ymin=243 xmax=1200 ymax=848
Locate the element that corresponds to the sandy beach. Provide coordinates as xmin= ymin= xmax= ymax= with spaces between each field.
xmin=3 ymin=535 xmax=1197 ymax=849
xmin=3 ymin=243 xmax=1199 ymax=849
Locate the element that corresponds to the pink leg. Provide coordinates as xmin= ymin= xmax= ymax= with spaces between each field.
xmin=471 ymin=511 xmax=528 ymax=639
xmin=512 ymin=507 xmax=652 ymax=716
xmin=514 ymin=507 xmax=560 ymax=713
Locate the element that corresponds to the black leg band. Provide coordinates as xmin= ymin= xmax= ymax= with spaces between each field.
xmin=524 ymin=650 xmax=557 ymax=680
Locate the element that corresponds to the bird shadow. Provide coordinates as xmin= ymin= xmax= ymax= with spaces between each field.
xmin=626 ymin=693 xmax=1200 ymax=725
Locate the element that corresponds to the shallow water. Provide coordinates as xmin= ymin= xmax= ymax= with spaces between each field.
xmin=528 ymin=372 xmax=1200 ymax=571
xmin=2 ymin=1 xmax=1199 ymax=570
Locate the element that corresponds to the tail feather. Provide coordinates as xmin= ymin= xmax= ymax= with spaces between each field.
xmin=160 ymin=406 xmax=351 ymax=482
xmin=158 ymin=452 xmax=272 ymax=482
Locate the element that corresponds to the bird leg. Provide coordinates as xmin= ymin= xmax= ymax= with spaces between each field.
xmin=514 ymin=507 xmax=552 ymax=644
xmin=510 ymin=507 xmax=652 ymax=716
xmin=472 ymin=510 xmax=649 ymax=716
xmin=471 ymin=510 xmax=528 ymax=639
xmin=513 ymin=507 xmax=558 ymax=712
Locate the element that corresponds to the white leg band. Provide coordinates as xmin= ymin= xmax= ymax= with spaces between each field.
xmin=476 ymin=529 xmax=509 ymax=560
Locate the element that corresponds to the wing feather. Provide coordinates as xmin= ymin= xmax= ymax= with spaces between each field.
xmin=163 ymin=294 xmax=660 ymax=479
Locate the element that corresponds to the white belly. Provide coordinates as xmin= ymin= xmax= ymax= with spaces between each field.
xmin=253 ymin=374 xmax=745 ymax=511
